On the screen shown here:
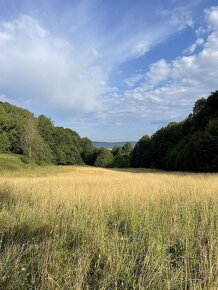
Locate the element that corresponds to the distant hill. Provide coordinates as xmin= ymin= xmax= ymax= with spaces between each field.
xmin=92 ymin=141 xmax=137 ymax=149
xmin=0 ymin=101 xmax=86 ymax=165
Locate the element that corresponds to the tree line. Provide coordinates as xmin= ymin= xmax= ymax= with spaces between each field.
xmin=0 ymin=91 xmax=217 ymax=171
xmin=131 ymin=91 xmax=218 ymax=172
xmin=0 ymin=101 xmax=133 ymax=167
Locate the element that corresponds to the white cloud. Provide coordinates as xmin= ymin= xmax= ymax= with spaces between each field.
xmin=124 ymin=74 xmax=144 ymax=88
xmin=146 ymin=59 xmax=170 ymax=87
xmin=118 ymin=6 xmax=218 ymax=122
xmin=0 ymin=15 xmax=109 ymax=116
xmin=0 ymin=5 xmax=195 ymax=121
xmin=183 ymin=37 xmax=204 ymax=54
xmin=205 ymin=6 xmax=218 ymax=30
xmin=159 ymin=7 xmax=194 ymax=30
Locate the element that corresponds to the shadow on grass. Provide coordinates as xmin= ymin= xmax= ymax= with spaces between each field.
xmin=105 ymin=167 xmax=211 ymax=175
xmin=1 ymin=223 xmax=52 ymax=251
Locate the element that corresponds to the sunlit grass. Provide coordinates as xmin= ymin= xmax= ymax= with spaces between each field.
xmin=0 ymin=153 xmax=31 ymax=171
xmin=0 ymin=166 xmax=217 ymax=289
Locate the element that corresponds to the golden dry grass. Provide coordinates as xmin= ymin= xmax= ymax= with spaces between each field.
xmin=0 ymin=166 xmax=218 ymax=289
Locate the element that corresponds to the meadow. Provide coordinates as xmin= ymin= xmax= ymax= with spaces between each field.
xmin=0 ymin=165 xmax=217 ymax=289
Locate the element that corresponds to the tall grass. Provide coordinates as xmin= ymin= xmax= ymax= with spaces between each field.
xmin=0 ymin=167 xmax=217 ymax=289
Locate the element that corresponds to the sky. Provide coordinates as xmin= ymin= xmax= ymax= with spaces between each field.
xmin=0 ymin=0 xmax=218 ymax=141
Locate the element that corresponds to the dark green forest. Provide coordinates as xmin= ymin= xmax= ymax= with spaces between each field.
xmin=0 ymin=91 xmax=217 ymax=171
xmin=132 ymin=91 xmax=218 ymax=172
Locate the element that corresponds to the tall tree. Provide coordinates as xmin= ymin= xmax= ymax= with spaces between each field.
xmin=80 ymin=137 xmax=97 ymax=166
xmin=131 ymin=135 xmax=151 ymax=168
xmin=20 ymin=117 xmax=52 ymax=163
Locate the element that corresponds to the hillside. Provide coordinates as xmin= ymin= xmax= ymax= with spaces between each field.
xmin=0 ymin=102 xmax=134 ymax=168
xmin=0 ymin=102 xmax=90 ymax=165
xmin=0 ymin=91 xmax=218 ymax=172
xmin=132 ymin=91 xmax=218 ymax=172
xmin=0 ymin=101 xmax=134 ymax=168
xmin=0 ymin=153 xmax=34 ymax=171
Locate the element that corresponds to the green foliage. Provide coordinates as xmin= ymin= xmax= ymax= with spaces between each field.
xmin=1 ymin=91 xmax=217 ymax=171
xmin=37 ymin=115 xmax=84 ymax=165
xmin=111 ymin=145 xmax=122 ymax=156
xmin=192 ymin=98 xmax=207 ymax=116
xmin=0 ymin=102 xmax=89 ymax=166
xmin=94 ymin=148 xmax=114 ymax=168
xmin=0 ymin=132 xmax=10 ymax=152
xmin=111 ymin=143 xmax=133 ymax=168
xmin=122 ymin=142 xmax=133 ymax=155
xmin=80 ymin=137 xmax=97 ymax=166
xmin=35 ymin=143 xmax=53 ymax=165
xmin=167 ymin=131 xmax=218 ymax=172
xmin=0 ymin=153 xmax=35 ymax=171
xmin=0 ymin=102 xmax=32 ymax=154
xmin=207 ymin=118 xmax=218 ymax=135
xmin=0 ymin=106 xmax=10 ymax=131
xmin=51 ymin=127 xmax=83 ymax=165
xmin=132 ymin=91 xmax=218 ymax=172
xmin=37 ymin=115 xmax=54 ymax=135
xmin=113 ymin=155 xmax=130 ymax=168
xmin=131 ymin=135 xmax=151 ymax=168
xmin=150 ymin=122 xmax=183 ymax=169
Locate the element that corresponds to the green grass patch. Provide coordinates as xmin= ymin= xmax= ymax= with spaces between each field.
xmin=0 ymin=153 xmax=27 ymax=171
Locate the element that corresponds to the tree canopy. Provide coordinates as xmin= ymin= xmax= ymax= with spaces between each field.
xmin=94 ymin=148 xmax=114 ymax=168
xmin=0 ymin=91 xmax=217 ymax=172
xmin=131 ymin=91 xmax=218 ymax=172
xmin=0 ymin=102 xmax=84 ymax=165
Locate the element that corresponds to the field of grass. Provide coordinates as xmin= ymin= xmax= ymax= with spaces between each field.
xmin=0 ymin=165 xmax=217 ymax=289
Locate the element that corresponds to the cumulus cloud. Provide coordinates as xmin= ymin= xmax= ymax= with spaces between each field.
xmin=0 ymin=15 xmax=108 ymax=116
xmin=0 ymin=7 xmax=194 ymax=120
xmin=205 ymin=6 xmax=218 ymax=30
xmin=118 ymin=6 xmax=218 ymax=123
xmin=146 ymin=59 xmax=170 ymax=87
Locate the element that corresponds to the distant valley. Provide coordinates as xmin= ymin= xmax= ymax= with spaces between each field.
xmin=92 ymin=141 xmax=137 ymax=149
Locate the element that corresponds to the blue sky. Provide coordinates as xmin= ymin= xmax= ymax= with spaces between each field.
xmin=0 ymin=0 xmax=218 ymax=141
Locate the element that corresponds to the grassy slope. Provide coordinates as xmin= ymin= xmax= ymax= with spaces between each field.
xmin=0 ymin=166 xmax=217 ymax=289
xmin=0 ymin=153 xmax=29 ymax=171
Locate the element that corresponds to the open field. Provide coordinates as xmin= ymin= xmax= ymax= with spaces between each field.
xmin=0 ymin=166 xmax=218 ymax=289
